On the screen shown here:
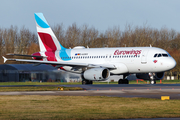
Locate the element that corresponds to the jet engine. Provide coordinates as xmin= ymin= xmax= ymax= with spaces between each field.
xmin=82 ymin=68 xmax=110 ymax=81
xmin=136 ymin=72 xmax=164 ymax=80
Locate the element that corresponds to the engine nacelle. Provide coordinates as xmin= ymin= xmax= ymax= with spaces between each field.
xmin=82 ymin=68 xmax=110 ymax=81
xmin=136 ymin=72 xmax=164 ymax=80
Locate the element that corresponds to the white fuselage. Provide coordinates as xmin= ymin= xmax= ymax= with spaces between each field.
xmin=51 ymin=47 xmax=176 ymax=75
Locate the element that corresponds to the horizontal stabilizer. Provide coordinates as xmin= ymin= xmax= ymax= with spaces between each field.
xmin=6 ymin=53 xmax=47 ymax=58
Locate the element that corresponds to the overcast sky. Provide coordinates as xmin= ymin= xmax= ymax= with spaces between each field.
xmin=0 ymin=0 xmax=180 ymax=33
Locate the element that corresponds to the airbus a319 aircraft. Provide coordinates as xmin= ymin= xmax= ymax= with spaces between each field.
xmin=3 ymin=13 xmax=176 ymax=84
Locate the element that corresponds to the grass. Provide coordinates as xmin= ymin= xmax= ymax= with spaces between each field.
xmin=0 ymin=79 xmax=180 ymax=86
xmin=0 ymin=86 xmax=83 ymax=92
xmin=0 ymin=82 xmax=82 ymax=85
xmin=129 ymin=79 xmax=180 ymax=84
xmin=0 ymin=96 xmax=180 ymax=120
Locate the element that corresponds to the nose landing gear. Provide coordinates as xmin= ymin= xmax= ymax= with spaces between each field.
xmin=149 ymin=73 xmax=156 ymax=84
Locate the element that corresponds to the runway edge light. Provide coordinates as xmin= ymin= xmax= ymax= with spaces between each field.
xmin=161 ymin=96 xmax=170 ymax=100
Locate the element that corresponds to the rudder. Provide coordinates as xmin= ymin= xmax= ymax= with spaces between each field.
xmin=34 ymin=13 xmax=65 ymax=52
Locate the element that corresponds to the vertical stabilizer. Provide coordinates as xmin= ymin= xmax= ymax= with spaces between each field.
xmin=34 ymin=13 xmax=65 ymax=52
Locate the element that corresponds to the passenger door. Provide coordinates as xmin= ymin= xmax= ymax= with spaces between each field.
xmin=141 ymin=50 xmax=149 ymax=64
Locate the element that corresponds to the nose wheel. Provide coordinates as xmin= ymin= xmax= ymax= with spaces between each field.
xmin=150 ymin=80 xmax=156 ymax=84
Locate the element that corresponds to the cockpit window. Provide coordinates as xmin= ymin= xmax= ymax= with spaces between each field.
xmin=162 ymin=54 xmax=168 ymax=57
xmin=154 ymin=54 xmax=157 ymax=57
xmin=154 ymin=53 xmax=170 ymax=57
xmin=158 ymin=54 xmax=162 ymax=57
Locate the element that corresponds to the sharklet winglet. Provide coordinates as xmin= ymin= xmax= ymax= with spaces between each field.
xmin=2 ymin=56 xmax=7 ymax=63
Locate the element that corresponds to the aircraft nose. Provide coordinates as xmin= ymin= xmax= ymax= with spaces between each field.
xmin=167 ymin=58 xmax=176 ymax=70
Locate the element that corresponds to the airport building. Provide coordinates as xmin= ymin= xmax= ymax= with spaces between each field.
xmin=0 ymin=64 xmax=176 ymax=83
xmin=0 ymin=64 xmax=81 ymax=82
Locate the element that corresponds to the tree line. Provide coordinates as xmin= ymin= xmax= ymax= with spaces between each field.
xmin=0 ymin=23 xmax=180 ymax=76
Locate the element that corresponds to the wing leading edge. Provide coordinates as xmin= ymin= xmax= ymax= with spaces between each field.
xmin=2 ymin=56 xmax=116 ymax=69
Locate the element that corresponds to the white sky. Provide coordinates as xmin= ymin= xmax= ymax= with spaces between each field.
xmin=0 ymin=0 xmax=180 ymax=33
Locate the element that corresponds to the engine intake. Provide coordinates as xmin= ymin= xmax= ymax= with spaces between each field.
xmin=82 ymin=68 xmax=110 ymax=81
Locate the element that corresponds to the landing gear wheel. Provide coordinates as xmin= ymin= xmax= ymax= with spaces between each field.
xmin=118 ymin=79 xmax=123 ymax=84
xmin=118 ymin=79 xmax=129 ymax=84
xmin=82 ymin=80 xmax=93 ymax=85
xmin=89 ymin=81 xmax=93 ymax=84
xmin=82 ymin=80 xmax=87 ymax=85
xmin=124 ymin=79 xmax=129 ymax=84
xmin=149 ymin=73 xmax=156 ymax=84
xmin=87 ymin=80 xmax=93 ymax=84
xmin=150 ymin=80 xmax=156 ymax=84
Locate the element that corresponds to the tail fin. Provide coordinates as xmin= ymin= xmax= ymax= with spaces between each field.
xmin=34 ymin=13 xmax=65 ymax=52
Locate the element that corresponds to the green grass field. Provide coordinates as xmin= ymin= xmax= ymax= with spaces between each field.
xmin=0 ymin=80 xmax=180 ymax=119
xmin=0 ymin=96 xmax=180 ymax=120
xmin=0 ymin=79 xmax=180 ymax=86
xmin=0 ymin=86 xmax=83 ymax=92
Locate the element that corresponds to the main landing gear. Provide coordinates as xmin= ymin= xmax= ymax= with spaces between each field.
xmin=118 ymin=79 xmax=129 ymax=84
xmin=118 ymin=74 xmax=129 ymax=84
xmin=82 ymin=80 xmax=93 ymax=85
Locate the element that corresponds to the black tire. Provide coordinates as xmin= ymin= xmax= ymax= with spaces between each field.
xmin=118 ymin=79 xmax=123 ymax=84
xmin=125 ymin=79 xmax=129 ymax=84
xmin=89 ymin=81 xmax=93 ymax=84
xmin=82 ymin=80 xmax=93 ymax=85
xmin=82 ymin=80 xmax=87 ymax=85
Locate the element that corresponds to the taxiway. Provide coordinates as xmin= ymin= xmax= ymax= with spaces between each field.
xmin=0 ymin=84 xmax=180 ymax=99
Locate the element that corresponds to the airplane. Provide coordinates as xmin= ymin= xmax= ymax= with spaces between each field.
xmin=2 ymin=13 xmax=176 ymax=85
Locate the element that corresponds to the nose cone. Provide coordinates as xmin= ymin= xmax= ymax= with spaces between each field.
xmin=167 ymin=58 xmax=176 ymax=70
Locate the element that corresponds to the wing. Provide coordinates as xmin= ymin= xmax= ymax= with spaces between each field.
xmin=2 ymin=56 xmax=116 ymax=69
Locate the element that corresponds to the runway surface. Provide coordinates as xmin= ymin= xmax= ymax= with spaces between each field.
xmin=0 ymin=84 xmax=180 ymax=99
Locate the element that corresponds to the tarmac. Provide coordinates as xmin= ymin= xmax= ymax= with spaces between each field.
xmin=0 ymin=84 xmax=180 ymax=99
